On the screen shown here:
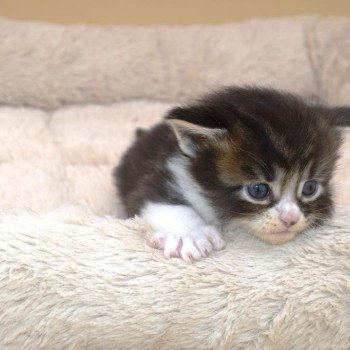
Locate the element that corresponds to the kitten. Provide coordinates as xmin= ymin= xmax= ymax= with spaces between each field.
xmin=115 ymin=87 xmax=350 ymax=262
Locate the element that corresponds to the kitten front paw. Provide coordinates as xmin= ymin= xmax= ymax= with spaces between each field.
xmin=150 ymin=225 xmax=225 ymax=263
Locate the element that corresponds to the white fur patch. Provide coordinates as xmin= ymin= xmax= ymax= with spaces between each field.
xmin=141 ymin=202 xmax=225 ymax=262
xmin=167 ymin=155 xmax=218 ymax=225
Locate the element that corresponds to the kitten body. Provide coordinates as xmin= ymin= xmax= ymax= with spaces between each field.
xmin=115 ymin=87 xmax=349 ymax=262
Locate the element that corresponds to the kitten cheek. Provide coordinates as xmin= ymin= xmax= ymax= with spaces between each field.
xmin=304 ymin=213 xmax=326 ymax=228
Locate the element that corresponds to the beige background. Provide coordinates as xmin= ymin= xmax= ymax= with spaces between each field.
xmin=1 ymin=0 xmax=350 ymax=25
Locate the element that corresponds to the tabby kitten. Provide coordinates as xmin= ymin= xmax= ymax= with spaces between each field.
xmin=115 ymin=87 xmax=350 ymax=262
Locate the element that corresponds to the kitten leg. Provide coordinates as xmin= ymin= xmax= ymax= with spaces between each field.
xmin=141 ymin=202 xmax=225 ymax=262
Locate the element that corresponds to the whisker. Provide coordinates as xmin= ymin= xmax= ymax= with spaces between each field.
xmin=216 ymin=208 xmax=258 ymax=217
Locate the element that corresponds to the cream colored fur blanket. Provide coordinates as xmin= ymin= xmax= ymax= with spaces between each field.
xmin=0 ymin=16 xmax=350 ymax=349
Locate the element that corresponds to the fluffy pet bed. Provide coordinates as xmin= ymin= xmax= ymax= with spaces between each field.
xmin=0 ymin=16 xmax=350 ymax=349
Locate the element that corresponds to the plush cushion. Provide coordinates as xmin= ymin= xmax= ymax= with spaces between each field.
xmin=0 ymin=16 xmax=349 ymax=349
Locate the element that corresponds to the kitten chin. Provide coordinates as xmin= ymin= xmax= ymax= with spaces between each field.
xmin=115 ymin=86 xmax=349 ymax=261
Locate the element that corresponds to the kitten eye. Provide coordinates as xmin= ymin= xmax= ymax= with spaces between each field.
xmin=302 ymin=180 xmax=318 ymax=197
xmin=247 ymin=183 xmax=270 ymax=200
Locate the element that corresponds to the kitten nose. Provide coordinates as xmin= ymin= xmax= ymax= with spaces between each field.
xmin=277 ymin=201 xmax=301 ymax=228
xmin=279 ymin=216 xmax=297 ymax=228
xmin=278 ymin=209 xmax=301 ymax=228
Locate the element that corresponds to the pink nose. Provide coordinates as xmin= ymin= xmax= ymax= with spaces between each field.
xmin=276 ymin=200 xmax=301 ymax=228
xmin=278 ymin=211 xmax=301 ymax=228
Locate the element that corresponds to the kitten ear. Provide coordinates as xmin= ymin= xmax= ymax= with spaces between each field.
xmin=166 ymin=106 xmax=229 ymax=129
xmin=317 ymin=106 xmax=350 ymax=127
xmin=166 ymin=106 xmax=228 ymax=156
xmin=327 ymin=106 xmax=350 ymax=127
xmin=166 ymin=118 xmax=227 ymax=157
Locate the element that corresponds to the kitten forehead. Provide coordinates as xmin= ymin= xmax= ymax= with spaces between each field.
xmin=280 ymin=172 xmax=298 ymax=199
xmin=216 ymin=126 xmax=336 ymax=187
xmin=257 ymin=164 xmax=311 ymax=193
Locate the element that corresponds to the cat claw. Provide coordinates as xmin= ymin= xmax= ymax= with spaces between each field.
xmin=204 ymin=226 xmax=226 ymax=250
xmin=150 ymin=236 xmax=166 ymax=249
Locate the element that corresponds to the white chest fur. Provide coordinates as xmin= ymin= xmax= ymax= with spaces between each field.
xmin=166 ymin=155 xmax=218 ymax=225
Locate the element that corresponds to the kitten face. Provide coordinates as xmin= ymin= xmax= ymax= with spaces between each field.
xmin=167 ymin=87 xmax=343 ymax=244
xmin=215 ymin=159 xmax=331 ymax=244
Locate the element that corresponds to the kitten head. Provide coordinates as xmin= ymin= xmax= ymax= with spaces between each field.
xmin=167 ymin=87 xmax=349 ymax=244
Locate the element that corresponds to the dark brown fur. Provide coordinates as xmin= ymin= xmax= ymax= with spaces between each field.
xmin=115 ymin=123 xmax=185 ymax=216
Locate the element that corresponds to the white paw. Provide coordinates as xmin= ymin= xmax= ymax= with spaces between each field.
xmin=150 ymin=225 xmax=226 ymax=263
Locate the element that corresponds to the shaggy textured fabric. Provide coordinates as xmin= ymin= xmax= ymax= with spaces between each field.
xmin=0 ymin=16 xmax=350 ymax=349
xmin=1 ymin=207 xmax=350 ymax=350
